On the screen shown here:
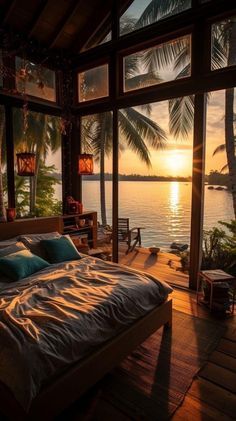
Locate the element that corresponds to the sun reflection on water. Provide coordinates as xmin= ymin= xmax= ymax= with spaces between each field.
xmin=170 ymin=182 xmax=179 ymax=211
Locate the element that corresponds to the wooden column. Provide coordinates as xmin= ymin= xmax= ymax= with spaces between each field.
xmin=111 ymin=0 xmax=119 ymax=263
xmin=189 ymin=93 xmax=206 ymax=289
xmin=5 ymin=105 xmax=15 ymax=208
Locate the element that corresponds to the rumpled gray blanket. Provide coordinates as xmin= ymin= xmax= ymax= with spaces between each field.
xmin=0 ymin=256 xmax=172 ymax=410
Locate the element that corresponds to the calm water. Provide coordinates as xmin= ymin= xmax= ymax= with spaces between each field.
xmin=82 ymin=181 xmax=234 ymax=249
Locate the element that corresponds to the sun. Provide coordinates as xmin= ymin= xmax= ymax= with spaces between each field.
xmin=165 ymin=151 xmax=187 ymax=176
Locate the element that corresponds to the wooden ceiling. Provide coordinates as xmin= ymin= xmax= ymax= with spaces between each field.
xmin=0 ymin=0 xmax=117 ymax=53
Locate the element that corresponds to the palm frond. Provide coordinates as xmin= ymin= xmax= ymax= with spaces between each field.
xmin=122 ymin=107 xmax=166 ymax=149
xmin=169 ymin=95 xmax=194 ymax=139
xmin=125 ymin=71 xmax=162 ymax=91
xmin=220 ymin=163 xmax=229 ymax=173
xmin=213 ymin=144 xmax=226 ymax=156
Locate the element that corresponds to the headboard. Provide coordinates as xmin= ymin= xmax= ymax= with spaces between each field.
xmin=0 ymin=216 xmax=63 ymax=241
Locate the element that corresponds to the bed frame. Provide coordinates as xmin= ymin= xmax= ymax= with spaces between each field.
xmin=0 ymin=217 xmax=172 ymax=420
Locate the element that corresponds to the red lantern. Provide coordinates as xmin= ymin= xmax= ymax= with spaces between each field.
xmin=78 ymin=154 xmax=93 ymax=175
xmin=16 ymin=152 xmax=36 ymax=176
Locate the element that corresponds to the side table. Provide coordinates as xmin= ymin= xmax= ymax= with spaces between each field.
xmin=197 ymin=269 xmax=236 ymax=314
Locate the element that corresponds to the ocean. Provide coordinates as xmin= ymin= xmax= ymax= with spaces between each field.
xmin=82 ymin=180 xmax=234 ymax=249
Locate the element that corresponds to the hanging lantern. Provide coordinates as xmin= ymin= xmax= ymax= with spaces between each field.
xmin=78 ymin=154 xmax=94 ymax=175
xmin=16 ymin=152 xmax=36 ymax=176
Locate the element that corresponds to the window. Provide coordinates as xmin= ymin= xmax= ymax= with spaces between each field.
xmin=202 ymin=88 xmax=235 ymax=276
xmin=211 ymin=16 xmax=236 ymax=70
xmin=15 ymin=57 xmax=56 ymax=102
xmin=78 ymin=64 xmax=109 ymax=102
xmin=13 ymin=108 xmax=62 ymax=218
xmin=0 ymin=105 xmax=7 ymax=220
xmin=81 ymin=112 xmax=113 ymax=228
xmin=120 ymin=0 xmax=191 ymax=36
xmin=123 ymin=35 xmax=191 ymax=92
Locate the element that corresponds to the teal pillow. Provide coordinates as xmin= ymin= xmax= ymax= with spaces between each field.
xmin=0 ymin=249 xmax=50 ymax=281
xmin=40 ymin=236 xmax=82 ymax=263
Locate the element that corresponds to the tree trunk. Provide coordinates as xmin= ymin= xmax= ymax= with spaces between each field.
xmin=225 ymin=19 xmax=236 ymax=218
xmin=0 ymin=109 xmax=6 ymax=222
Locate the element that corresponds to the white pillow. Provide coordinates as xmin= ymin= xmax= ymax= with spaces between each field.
xmin=19 ymin=232 xmax=61 ymax=259
xmin=0 ymin=238 xmax=19 ymax=249
xmin=0 ymin=242 xmax=27 ymax=257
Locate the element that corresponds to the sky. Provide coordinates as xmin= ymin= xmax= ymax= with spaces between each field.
xmin=99 ymin=89 xmax=233 ymax=177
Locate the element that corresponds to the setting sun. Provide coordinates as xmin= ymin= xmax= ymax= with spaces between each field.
xmin=164 ymin=151 xmax=188 ymax=176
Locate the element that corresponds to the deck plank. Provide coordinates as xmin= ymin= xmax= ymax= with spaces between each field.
xmin=199 ymin=362 xmax=236 ymax=394
xmin=209 ymin=350 xmax=236 ymax=373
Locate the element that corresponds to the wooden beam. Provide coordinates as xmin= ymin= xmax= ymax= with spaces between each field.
xmin=5 ymin=105 xmax=15 ymax=209
xmin=1 ymin=0 xmax=17 ymax=26
xmin=28 ymin=0 xmax=49 ymax=38
xmin=48 ymin=0 xmax=80 ymax=49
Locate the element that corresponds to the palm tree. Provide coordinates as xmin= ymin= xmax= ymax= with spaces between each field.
xmin=0 ymin=106 xmax=6 ymax=221
xmin=137 ymin=1 xmax=236 ymax=218
xmin=13 ymin=109 xmax=61 ymax=216
xmin=82 ymin=108 xmax=166 ymax=226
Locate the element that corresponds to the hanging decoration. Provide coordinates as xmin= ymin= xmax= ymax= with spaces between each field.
xmin=16 ymin=152 xmax=36 ymax=176
xmin=78 ymin=154 xmax=94 ymax=175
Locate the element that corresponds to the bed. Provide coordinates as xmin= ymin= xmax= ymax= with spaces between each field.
xmin=0 ymin=222 xmax=172 ymax=420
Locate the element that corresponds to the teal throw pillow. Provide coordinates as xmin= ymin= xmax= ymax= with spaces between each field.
xmin=40 ymin=236 xmax=82 ymax=263
xmin=0 ymin=249 xmax=50 ymax=281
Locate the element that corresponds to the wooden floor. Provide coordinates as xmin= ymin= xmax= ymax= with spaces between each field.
xmin=171 ymin=288 xmax=236 ymax=420
xmin=119 ymin=246 xmax=189 ymax=288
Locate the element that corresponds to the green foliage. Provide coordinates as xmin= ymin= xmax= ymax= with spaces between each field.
xmin=201 ymin=221 xmax=236 ymax=275
xmin=14 ymin=162 xmax=62 ymax=218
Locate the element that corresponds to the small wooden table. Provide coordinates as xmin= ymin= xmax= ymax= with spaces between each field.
xmin=197 ymin=269 xmax=236 ymax=314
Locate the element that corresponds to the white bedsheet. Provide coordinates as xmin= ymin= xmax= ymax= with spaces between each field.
xmin=0 ymin=256 xmax=172 ymax=410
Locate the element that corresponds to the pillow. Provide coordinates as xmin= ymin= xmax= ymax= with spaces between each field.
xmin=19 ymin=232 xmax=61 ymax=259
xmin=40 ymin=236 xmax=82 ymax=263
xmin=0 ymin=242 xmax=27 ymax=257
xmin=0 ymin=249 xmax=50 ymax=281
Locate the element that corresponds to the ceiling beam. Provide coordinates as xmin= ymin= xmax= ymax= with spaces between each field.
xmin=1 ymin=0 xmax=17 ymax=26
xmin=48 ymin=0 xmax=82 ymax=49
xmin=28 ymin=0 xmax=49 ymax=38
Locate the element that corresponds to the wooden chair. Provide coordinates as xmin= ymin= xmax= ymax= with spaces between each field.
xmin=118 ymin=218 xmax=143 ymax=254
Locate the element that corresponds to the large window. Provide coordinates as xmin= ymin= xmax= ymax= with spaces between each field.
xmin=202 ymin=88 xmax=235 ymax=275
xmin=211 ymin=15 xmax=236 ymax=70
xmin=123 ymin=35 xmax=191 ymax=92
xmin=120 ymin=0 xmax=191 ymax=36
xmin=13 ymin=108 xmax=62 ymax=218
xmin=78 ymin=64 xmax=109 ymax=102
xmin=81 ymin=112 xmax=113 ymax=228
xmin=118 ymin=96 xmax=194 ymax=287
xmin=0 ymin=105 xmax=7 ymax=221
xmin=15 ymin=58 xmax=56 ymax=102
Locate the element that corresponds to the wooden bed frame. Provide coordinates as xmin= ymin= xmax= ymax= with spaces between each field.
xmin=0 ymin=217 xmax=172 ymax=420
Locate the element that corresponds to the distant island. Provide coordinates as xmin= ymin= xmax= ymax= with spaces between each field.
xmin=83 ymin=173 xmax=192 ymax=182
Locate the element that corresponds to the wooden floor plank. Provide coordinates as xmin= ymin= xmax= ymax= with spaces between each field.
xmin=200 ymin=362 xmax=236 ymax=394
xmin=172 ymin=395 xmax=234 ymax=421
xmin=209 ymin=350 xmax=236 ymax=373
xmin=217 ymin=338 xmax=236 ymax=358
xmin=188 ymin=378 xmax=236 ymax=419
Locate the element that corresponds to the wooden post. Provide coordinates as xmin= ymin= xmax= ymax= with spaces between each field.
xmin=189 ymin=93 xmax=206 ymax=289
xmin=5 ymin=105 xmax=15 ymax=209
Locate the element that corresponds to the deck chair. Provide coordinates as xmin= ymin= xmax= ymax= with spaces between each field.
xmin=118 ymin=218 xmax=143 ymax=254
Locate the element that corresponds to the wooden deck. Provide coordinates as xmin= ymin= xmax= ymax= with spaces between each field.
xmin=119 ymin=246 xmax=189 ymax=288
xmin=172 ymin=288 xmax=236 ymax=420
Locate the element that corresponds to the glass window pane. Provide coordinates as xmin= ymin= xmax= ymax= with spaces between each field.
xmin=0 ymin=105 xmax=7 ymax=221
xmin=78 ymin=64 xmax=109 ymax=102
xmin=15 ymin=57 xmax=56 ymax=102
xmin=202 ymin=88 xmax=235 ymax=278
xmin=124 ymin=35 xmax=191 ymax=92
xmin=81 ymin=112 xmax=113 ymax=257
xmin=120 ymin=0 xmax=191 ymax=36
xmin=211 ymin=16 xmax=236 ymax=70
xmin=13 ymin=108 xmax=62 ymax=218
xmin=83 ymin=31 xmax=112 ymax=52
xmin=118 ymin=96 xmax=194 ymax=288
